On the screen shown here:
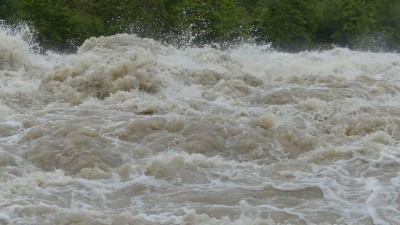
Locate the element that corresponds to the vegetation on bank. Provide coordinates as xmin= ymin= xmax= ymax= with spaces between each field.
xmin=1 ymin=0 xmax=399 ymax=52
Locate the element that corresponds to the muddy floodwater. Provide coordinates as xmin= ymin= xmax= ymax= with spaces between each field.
xmin=1 ymin=26 xmax=400 ymax=225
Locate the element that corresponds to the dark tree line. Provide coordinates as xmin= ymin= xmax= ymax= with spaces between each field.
xmin=1 ymin=0 xmax=399 ymax=52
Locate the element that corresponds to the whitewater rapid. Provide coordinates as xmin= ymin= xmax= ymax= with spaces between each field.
xmin=1 ymin=26 xmax=400 ymax=225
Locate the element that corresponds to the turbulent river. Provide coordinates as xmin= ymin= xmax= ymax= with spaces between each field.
xmin=1 ymin=26 xmax=400 ymax=225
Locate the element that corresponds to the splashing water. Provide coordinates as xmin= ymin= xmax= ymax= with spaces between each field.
xmin=1 ymin=25 xmax=400 ymax=225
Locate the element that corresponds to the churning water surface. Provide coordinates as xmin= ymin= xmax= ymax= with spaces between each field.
xmin=1 ymin=26 xmax=400 ymax=225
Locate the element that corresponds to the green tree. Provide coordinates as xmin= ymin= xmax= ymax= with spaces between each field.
xmin=91 ymin=0 xmax=171 ymax=40
xmin=316 ymin=0 xmax=378 ymax=48
xmin=341 ymin=0 xmax=378 ymax=47
xmin=125 ymin=0 xmax=170 ymax=39
xmin=66 ymin=0 xmax=106 ymax=38
xmin=19 ymin=0 xmax=71 ymax=49
xmin=0 ymin=0 xmax=20 ymax=22
xmin=315 ymin=0 xmax=344 ymax=44
xmin=18 ymin=0 xmax=105 ymax=51
xmin=376 ymin=0 xmax=400 ymax=50
xmin=237 ymin=0 xmax=258 ymax=12
xmin=254 ymin=0 xmax=318 ymax=50
xmin=172 ymin=0 xmax=250 ymax=46
xmin=8 ymin=0 xmax=400 ymax=52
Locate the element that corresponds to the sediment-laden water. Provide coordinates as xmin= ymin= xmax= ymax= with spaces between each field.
xmin=1 ymin=26 xmax=400 ymax=225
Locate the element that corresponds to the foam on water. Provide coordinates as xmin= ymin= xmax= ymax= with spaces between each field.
xmin=1 ymin=26 xmax=400 ymax=225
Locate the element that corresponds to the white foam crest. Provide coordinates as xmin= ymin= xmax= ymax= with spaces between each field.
xmin=229 ymin=46 xmax=400 ymax=81
xmin=0 ymin=23 xmax=41 ymax=71
xmin=0 ymin=24 xmax=64 ymax=121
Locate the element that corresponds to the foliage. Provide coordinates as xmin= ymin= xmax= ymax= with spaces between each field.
xmin=1 ymin=0 xmax=400 ymax=51
xmin=171 ymin=0 xmax=250 ymax=46
xmin=0 ymin=0 xmax=19 ymax=23
xmin=18 ymin=0 xmax=105 ymax=51
xmin=376 ymin=0 xmax=400 ymax=50
xmin=254 ymin=0 xmax=318 ymax=49
xmin=95 ymin=0 xmax=170 ymax=38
